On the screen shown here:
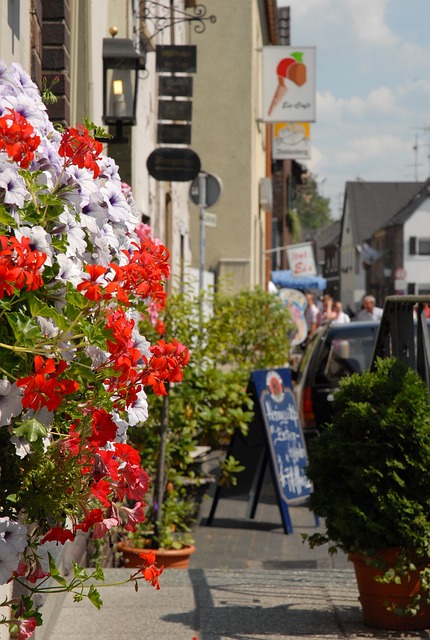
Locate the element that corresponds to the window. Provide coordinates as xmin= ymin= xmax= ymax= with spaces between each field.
xmin=418 ymin=285 xmax=430 ymax=295
xmin=409 ymin=237 xmax=430 ymax=255
xmin=419 ymin=239 xmax=430 ymax=255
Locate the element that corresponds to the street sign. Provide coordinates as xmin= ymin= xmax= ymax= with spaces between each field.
xmin=204 ymin=211 xmax=217 ymax=228
xmin=158 ymin=100 xmax=192 ymax=122
xmin=394 ymin=268 xmax=407 ymax=280
xmin=189 ymin=172 xmax=223 ymax=207
xmin=156 ymin=45 xmax=197 ymax=73
xmin=147 ymin=148 xmax=201 ymax=182
xmin=159 ymin=76 xmax=193 ymax=97
xmin=157 ymin=123 xmax=191 ymax=145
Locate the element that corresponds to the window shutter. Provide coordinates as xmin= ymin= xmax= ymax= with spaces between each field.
xmin=409 ymin=237 xmax=417 ymax=255
xmin=407 ymin=282 xmax=415 ymax=294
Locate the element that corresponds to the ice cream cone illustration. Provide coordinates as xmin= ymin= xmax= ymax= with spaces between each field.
xmin=268 ymin=75 xmax=287 ymax=116
xmin=267 ymin=52 xmax=307 ymax=117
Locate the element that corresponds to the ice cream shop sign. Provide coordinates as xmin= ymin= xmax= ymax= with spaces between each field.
xmin=262 ymin=46 xmax=316 ymax=123
xmin=286 ymin=242 xmax=317 ymax=278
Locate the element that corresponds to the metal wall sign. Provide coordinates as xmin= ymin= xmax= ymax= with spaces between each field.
xmin=156 ymin=45 xmax=197 ymax=73
xmin=157 ymin=123 xmax=191 ymax=145
xmin=159 ymin=76 xmax=193 ymax=97
xmin=147 ymin=147 xmax=201 ymax=182
xmin=158 ymin=100 xmax=192 ymax=122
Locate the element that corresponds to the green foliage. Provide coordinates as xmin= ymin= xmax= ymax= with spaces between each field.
xmin=286 ymin=209 xmax=302 ymax=243
xmin=305 ymin=357 xmax=430 ymax=557
xmin=127 ymin=283 xmax=294 ymax=548
xmin=294 ymin=172 xmax=332 ymax=235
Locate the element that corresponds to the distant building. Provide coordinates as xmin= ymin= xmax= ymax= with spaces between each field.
xmin=339 ymin=181 xmax=424 ymax=310
xmin=315 ymin=221 xmax=341 ymax=300
xmin=368 ymin=179 xmax=430 ymax=299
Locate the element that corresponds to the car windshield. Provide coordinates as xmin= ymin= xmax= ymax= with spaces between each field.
xmin=315 ymin=329 xmax=377 ymax=384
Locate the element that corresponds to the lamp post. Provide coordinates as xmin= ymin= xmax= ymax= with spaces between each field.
xmin=102 ymin=34 xmax=145 ymax=142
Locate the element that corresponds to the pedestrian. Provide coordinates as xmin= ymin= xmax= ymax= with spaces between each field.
xmin=331 ymin=301 xmax=351 ymax=325
xmin=304 ymin=291 xmax=320 ymax=343
xmin=317 ymin=294 xmax=337 ymax=325
xmin=356 ymin=295 xmax=383 ymax=321
xmin=345 ymin=304 xmax=356 ymax=319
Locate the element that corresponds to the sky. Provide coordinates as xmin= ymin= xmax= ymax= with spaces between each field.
xmin=276 ymin=0 xmax=430 ymax=219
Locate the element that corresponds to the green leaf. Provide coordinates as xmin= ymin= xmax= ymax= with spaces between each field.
xmin=92 ymin=564 xmax=105 ymax=582
xmin=83 ymin=119 xmax=111 ymax=140
xmin=0 ymin=205 xmax=18 ymax=227
xmin=87 ymin=585 xmax=103 ymax=610
xmin=13 ymin=419 xmax=48 ymax=443
xmin=291 ymin=51 xmax=304 ymax=63
xmin=7 ymin=311 xmax=44 ymax=345
xmin=72 ymin=562 xmax=89 ymax=580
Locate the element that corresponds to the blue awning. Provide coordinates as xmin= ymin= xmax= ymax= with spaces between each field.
xmin=271 ymin=270 xmax=327 ymax=292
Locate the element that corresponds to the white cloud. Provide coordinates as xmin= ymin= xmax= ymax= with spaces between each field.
xmin=276 ymin=0 xmax=430 ymax=218
xmin=345 ymin=0 xmax=398 ymax=45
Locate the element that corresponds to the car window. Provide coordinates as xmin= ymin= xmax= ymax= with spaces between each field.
xmin=315 ymin=331 xmax=377 ymax=384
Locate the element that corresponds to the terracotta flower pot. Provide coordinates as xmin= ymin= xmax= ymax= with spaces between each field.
xmin=117 ymin=540 xmax=196 ymax=569
xmin=349 ymin=549 xmax=430 ymax=630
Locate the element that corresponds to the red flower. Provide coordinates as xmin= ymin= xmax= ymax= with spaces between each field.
xmin=77 ymin=508 xmax=105 ymax=532
xmin=77 ymin=264 xmax=108 ymax=301
xmin=17 ymin=356 xmax=78 ymax=412
xmin=137 ymin=550 xmax=164 ymax=590
xmin=17 ymin=617 xmax=37 ymax=640
xmin=141 ymin=339 xmax=190 ymax=395
xmin=0 ymin=234 xmax=47 ymax=298
xmin=13 ymin=558 xmax=50 ymax=584
xmin=59 ymin=124 xmax=103 ymax=178
xmin=0 ymin=109 xmax=40 ymax=168
xmin=40 ymin=527 xmax=75 ymax=545
xmin=88 ymin=409 xmax=118 ymax=447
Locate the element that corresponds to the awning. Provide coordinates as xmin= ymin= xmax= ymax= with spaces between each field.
xmin=271 ymin=269 xmax=327 ymax=291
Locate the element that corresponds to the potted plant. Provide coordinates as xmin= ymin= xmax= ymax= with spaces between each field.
xmin=117 ymin=482 xmax=197 ymax=569
xmin=304 ymin=357 xmax=430 ymax=630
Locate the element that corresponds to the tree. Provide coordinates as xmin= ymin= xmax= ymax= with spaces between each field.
xmin=294 ymin=172 xmax=332 ymax=238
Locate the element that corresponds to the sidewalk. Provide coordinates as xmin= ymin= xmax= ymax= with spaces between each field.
xmin=45 ymin=476 xmax=430 ymax=640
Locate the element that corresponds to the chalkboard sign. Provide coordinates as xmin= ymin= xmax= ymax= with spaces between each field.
xmin=250 ymin=368 xmax=311 ymax=503
xmin=207 ymin=367 xmax=312 ymax=534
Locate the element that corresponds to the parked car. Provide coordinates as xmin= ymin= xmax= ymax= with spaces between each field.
xmin=294 ymin=321 xmax=380 ymax=441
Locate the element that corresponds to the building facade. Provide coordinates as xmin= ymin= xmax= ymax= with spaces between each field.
xmin=188 ymin=0 xmax=278 ymax=292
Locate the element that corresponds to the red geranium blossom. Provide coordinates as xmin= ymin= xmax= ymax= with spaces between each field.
xmin=17 ymin=356 xmax=79 ymax=412
xmin=0 ymin=109 xmax=40 ymax=168
xmin=40 ymin=527 xmax=75 ymax=545
xmin=59 ymin=124 xmax=103 ymax=178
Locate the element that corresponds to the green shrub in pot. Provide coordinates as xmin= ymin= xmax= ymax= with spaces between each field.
xmin=304 ymin=357 xmax=430 ymax=624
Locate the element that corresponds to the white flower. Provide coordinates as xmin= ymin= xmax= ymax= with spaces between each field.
xmin=86 ymin=345 xmax=108 ymax=368
xmin=10 ymin=435 xmax=32 ymax=459
xmin=132 ymin=328 xmax=151 ymax=361
xmin=0 ymin=166 xmax=28 ymax=207
xmin=7 ymin=93 xmax=49 ymax=133
xmin=58 ymin=209 xmax=87 ymax=257
xmin=0 ymin=380 xmax=23 ymax=427
xmin=55 ymin=254 xmax=85 ymax=287
xmin=15 ymin=226 xmax=53 ymax=266
xmin=100 ymin=182 xmax=139 ymax=230
xmin=112 ymin=412 xmax=128 ymax=442
xmin=0 ymin=517 xmax=27 ymax=584
xmin=126 ymin=389 xmax=149 ymax=426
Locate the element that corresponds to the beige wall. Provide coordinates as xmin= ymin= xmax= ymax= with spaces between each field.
xmin=189 ymin=0 xmax=267 ymax=292
xmin=0 ymin=0 xmax=31 ymax=67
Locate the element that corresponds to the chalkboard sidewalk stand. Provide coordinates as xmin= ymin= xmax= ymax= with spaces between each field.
xmin=207 ymin=368 xmax=313 ymax=535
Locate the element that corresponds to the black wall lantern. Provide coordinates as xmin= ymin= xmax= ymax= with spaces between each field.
xmin=102 ymin=36 xmax=145 ymax=135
